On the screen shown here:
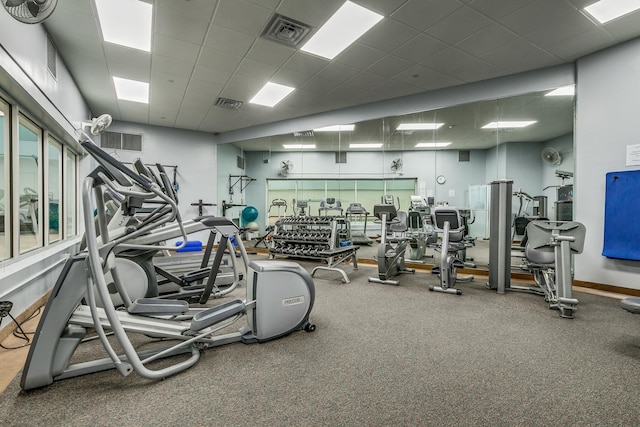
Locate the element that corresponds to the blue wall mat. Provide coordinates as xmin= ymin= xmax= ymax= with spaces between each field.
xmin=603 ymin=170 xmax=640 ymax=260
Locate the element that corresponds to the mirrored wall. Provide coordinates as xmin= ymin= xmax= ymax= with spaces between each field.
xmin=226 ymin=85 xmax=575 ymax=270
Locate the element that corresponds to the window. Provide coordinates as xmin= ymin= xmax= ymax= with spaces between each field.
xmin=0 ymin=99 xmax=8 ymax=261
xmin=16 ymin=117 xmax=43 ymax=254
xmin=64 ymin=149 xmax=76 ymax=238
xmin=47 ymin=138 xmax=62 ymax=243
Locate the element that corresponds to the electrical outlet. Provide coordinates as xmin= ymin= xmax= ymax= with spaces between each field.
xmin=0 ymin=301 xmax=13 ymax=317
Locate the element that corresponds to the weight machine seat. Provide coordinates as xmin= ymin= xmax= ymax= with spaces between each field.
xmin=524 ymin=220 xmax=586 ymax=265
xmin=621 ymin=297 xmax=640 ymax=314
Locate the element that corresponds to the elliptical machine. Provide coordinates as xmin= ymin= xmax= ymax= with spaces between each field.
xmin=429 ymin=207 xmax=474 ymax=295
xmin=21 ymin=132 xmax=315 ymax=391
xmin=368 ymin=204 xmax=415 ymax=286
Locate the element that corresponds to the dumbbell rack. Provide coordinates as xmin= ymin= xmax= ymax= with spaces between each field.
xmin=269 ymin=216 xmax=359 ymax=283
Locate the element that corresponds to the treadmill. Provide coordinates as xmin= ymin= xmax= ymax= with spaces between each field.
xmin=346 ymin=203 xmax=373 ymax=245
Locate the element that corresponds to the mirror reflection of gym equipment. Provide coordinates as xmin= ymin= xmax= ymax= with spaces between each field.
xmin=429 ymin=207 xmax=474 ymax=295
xmin=346 ymin=203 xmax=372 ymax=246
xmin=368 ymin=203 xmax=415 ymax=286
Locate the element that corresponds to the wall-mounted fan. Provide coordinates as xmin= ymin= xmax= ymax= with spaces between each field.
xmin=1 ymin=0 xmax=58 ymax=24
xmin=90 ymin=114 xmax=113 ymax=135
xmin=279 ymin=160 xmax=293 ymax=176
xmin=541 ymin=147 xmax=562 ymax=165
xmin=390 ymin=158 xmax=403 ymax=173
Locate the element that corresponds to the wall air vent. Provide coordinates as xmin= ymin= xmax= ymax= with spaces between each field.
xmin=458 ymin=150 xmax=470 ymax=162
xmin=262 ymin=14 xmax=312 ymax=48
xmin=101 ymin=131 xmax=142 ymax=152
xmin=46 ymin=35 xmax=57 ymax=79
xmin=215 ymin=97 xmax=243 ymax=110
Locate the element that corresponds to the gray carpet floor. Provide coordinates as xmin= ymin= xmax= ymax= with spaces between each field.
xmin=2 ymin=256 xmax=640 ymax=426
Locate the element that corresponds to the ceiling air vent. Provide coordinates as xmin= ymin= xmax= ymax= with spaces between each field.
xmin=262 ymin=14 xmax=312 ymax=48
xmin=215 ymin=97 xmax=243 ymax=110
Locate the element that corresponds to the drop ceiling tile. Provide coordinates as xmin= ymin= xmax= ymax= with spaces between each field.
xmin=372 ymin=78 xmax=420 ymax=97
xmin=248 ymin=0 xmax=281 ymax=9
xmin=524 ymin=11 xmax=595 ymax=48
xmin=235 ymin=58 xmax=279 ymax=81
xmin=151 ymin=87 xmax=186 ymax=104
xmin=315 ymin=62 xmax=360 ymax=83
xmin=357 ymin=0 xmax=410 ymax=16
xmin=366 ymin=54 xmax=414 ymax=78
xmin=276 ymin=0 xmax=343 ymax=27
xmin=175 ymin=102 xmax=209 ymax=128
xmin=283 ymin=51 xmax=329 ymax=75
xmin=426 ymin=6 xmax=493 ymax=45
xmin=270 ymin=67 xmax=311 ymax=88
xmin=344 ymin=71 xmax=388 ymax=91
xmin=481 ymin=38 xmax=561 ymax=72
xmin=500 ymin=0 xmax=577 ymax=36
xmin=601 ymin=12 xmax=640 ymax=42
xmin=455 ymin=23 xmax=518 ymax=57
xmin=392 ymin=64 xmax=464 ymax=90
xmin=334 ymin=43 xmax=387 ymax=69
xmin=155 ymin=0 xmax=217 ymax=22
xmin=300 ymin=76 xmax=340 ymax=94
xmin=545 ymin=27 xmax=615 ymax=60
xmin=246 ymin=38 xmax=296 ymax=67
xmin=185 ymin=80 xmax=225 ymax=101
xmin=447 ymin=61 xmax=501 ymax=83
xmin=324 ymin=84 xmax=368 ymax=101
xmin=104 ymin=44 xmax=151 ymax=74
xmin=153 ymin=34 xmax=201 ymax=63
xmin=466 ymin=0 xmax=535 ymax=20
xmin=203 ymin=25 xmax=256 ymax=57
xmin=152 ymin=55 xmax=195 ymax=78
xmin=391 ymin=0 xmax=463 ymax=31
xmin=191 ymin=64 xmax=233 ymax=85
xmin=222 ymin=74 xmax=264 ymax=101
xmin=197 ymin=48 xmax=243 ymax=73
xmin=155 ymin=8 xmax=210 ymax=45
xmin=150 ymin=71 xmax=190 ymax=91
xmin=393 ymin=34 xmax=448 ymax=63
xmin=358 ymin=18 xmax=418 ymax=53
xmin=117 ymin=101 xmax=149 ymax=122
xmin=214 ymin=0 xmax=272 ymax=37
xmin=420 ymin=47 xmax=478 ymax=74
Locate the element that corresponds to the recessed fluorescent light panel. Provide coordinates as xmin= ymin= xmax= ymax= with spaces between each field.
xmin=283 ymin=144 xmax=316 ymax=149
xmin=314 ymin=124 xmax=355 ymax=132
xmin=300 ymin=1 xmax=383 ymax=60
xmin=481 ymin=121 xmax=536 ymax=129
xmin=397 ymin=123 xmax=445 ymax=131
xmin=250 ymin=82 xmax=295 ymax=107
xmin=545 ymin=85 xmax=575 ymax=96
xmin=349 ymin=143 xmax=383 ymax=149
xmin=584 ymin=0 xmax=640 ymax=23
xmin=95 ymin=0 xmax=152 ymax=52
xmin=415 ymin=142 xmax=451 ymax=148
xmin=113 ymin=77 xmax=149 ymax=104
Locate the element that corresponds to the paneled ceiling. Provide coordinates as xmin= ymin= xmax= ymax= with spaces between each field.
xmin=41 ymin=0 xmax=640 ymax=151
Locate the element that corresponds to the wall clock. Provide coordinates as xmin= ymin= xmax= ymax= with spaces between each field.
xmin=436 ymin=175 xmax=446 ymax=185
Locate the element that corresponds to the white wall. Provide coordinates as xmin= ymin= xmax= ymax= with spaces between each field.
xmin=0 ymin=12 xmax=92 ymax=327
xmin=574 ymin=37 xmax=640 ymax=289
xmin=104 ymin=121 xmax=218 ymax=244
